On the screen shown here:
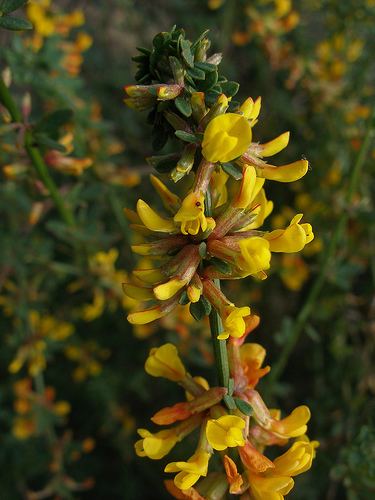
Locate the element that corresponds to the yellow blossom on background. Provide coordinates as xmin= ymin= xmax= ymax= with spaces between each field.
xmin=202 ymin=113 xmax=252 ymax=163
xmin=265 ymin=214 xmax=314 ymax=252
xmin=144 ymin=343 xmax=186 ymax=382
xmin=219 ymin=305 xmax=251 ymax=340
xmin=206 ymin=415 xmax=245 ymax=450
xmin=135 ymin=428 xmax=179 ymax=460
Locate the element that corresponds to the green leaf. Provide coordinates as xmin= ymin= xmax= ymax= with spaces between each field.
xmin=221 ymin=162 xmax=243 ymax=180
xmin=189 ymin=301 xmax=205 ymax=321
xmin=198 ymin=242 xmax=207 ymax=258
xmin=153 ymin=32 xmax=167 ymax=51
xmin=0 ymin=15 xmax=32 ymax=30
xmin=169 ymin=56 xmax=184 ymax=85
xmin=175 ymin=130 xmax=197 ymax=143
xmin=200 ymin=296 xmax=212 ymax=316
xmin=0 ymin=0 xmax=27 ymax=14
xmin=210 ymin=258 xmax=232 ymax=275
xmin=147 ymin=153 xmax=178 ymax=173
xmin=180 ymin=39 xmax=194 ymax=68
xmin=234 ymin=398 xmax=253 ymax=416
xmin=195 ymin=61 xmax=217 ymax=72
xmin=223 ymin=395 xmax=237 ymax=410
xmin=191 ymin=29 xmax=210 ymax=50
xmin=175 ymin=95 xmax=192 ymax=117
xmin=33 ymin=133 xmax=66 ymax=152
xmin=220 ymin=81 xmax=240 ymax=98
xmin=188 ymin=67 xmax=206 ymax=80
xmin=189 ymin=296 xmax=211 ymax=320
xmin=198 ymin=70 xmax=218 ymax=91
xmin=179 ymin=291 xmax=190 ymax=305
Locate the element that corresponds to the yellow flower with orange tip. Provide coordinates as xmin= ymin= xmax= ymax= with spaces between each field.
xmin=135 ymin=414 xmax=203 ymax=460
xmin=223 ymin=455 xmax=244 ymax=494
xmin=206 ymin=415 xmax=246 ymax=450
xmin=265 ymin=214 xmax=314 ymax=253
xmin=165 ymin=450 xmax=211 ymax=490
xmin=218 ymin=305 xmax=252 ymax=340
xmin=144 ymin=343 xmax=186 ymax=382
xmin=202 ymin=113 xmax=252 ymax=163
xmin=240 ymin=343 xmax=271 ymax=388
xmin=247 ymin=440 xmax=317 ymax=500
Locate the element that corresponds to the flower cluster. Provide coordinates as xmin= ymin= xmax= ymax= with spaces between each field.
xmin=124 ymin=28 xmax=317 ymax=498
xmin=124 ymin=93 xmax=313 ymax=337
xmin=136 ymin=342 xmax=318 ymax=498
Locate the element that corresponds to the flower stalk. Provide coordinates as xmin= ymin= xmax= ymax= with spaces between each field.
xmin=0 ymin=75 xmax=75 ymax=227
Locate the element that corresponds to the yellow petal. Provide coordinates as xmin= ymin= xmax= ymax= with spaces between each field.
xmin=202 ymin=113 xmax=252 ymax=163
xmin=261 ymin=131 xmax=290 ymax=157
xmin=153 ymin=278 xmax=188 ymax=301
xmin=127 ymin=307 xmax=164 ymax=325
xmin=233 ymin=165 xmax=257 ymax=208
xmin=249 ymin=96 xmax=261 ymax=121
xmin=132 ymin=268 xmax=164 ymax=284
xmin=122 ymin=283 xmax=154 ymax=301
xmin=145 ymin=343 xmax=186 ymax=381
xmin=239 ymin=97 xmax=254 ymax=119
xmin=239 ymin=237 xmax=271 ymax=275
xmin=136 ymin=200 xmax=176 ymax=232
xmin=255 ymin=159 xmax=308 ymax=182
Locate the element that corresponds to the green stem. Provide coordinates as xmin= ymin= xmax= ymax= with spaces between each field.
xmin=268 ymin=107 xmax=375 ymax=389
xmin=0 ymin=76 xmax=75 ymax=227
xmin=205 ymin=186 xmax=230 ymax=389
xmin=209 ymin=291 xmax=230 ymax=388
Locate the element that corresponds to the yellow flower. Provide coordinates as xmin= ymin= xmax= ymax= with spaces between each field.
xmin=135 ymin=428 xmax=179 ymax=460
xmin=202 ymin=113 xmax=252 ymax=163
xmin=270 ymin=405 xmax=311 ymax=438
xmin=144 ymin=343 xmax=186 ymax=382
xmin=265 ymin=214 xmax=314 ymax=252
xmin=254 ymin=160 xmax=309 ymax=183
xmin=247 ymin=441 xmax=317 ymax=498
xmin=238 ymin=237 xmax=271 ymax=276
xmin=219 ymin=305 xmax=251 ymax=340
xmin=248 ymin=473 xmax=294 ymax=500
xmin=137 ymin=199 xmax=176 ymax=233
xmin=273 ymin=440 xmax=316 ymax=476
xmin=240 ymin=343 xmax=270 ymax=388
xmin=174 ymin=191 xmax=214 ymax=235
xmin=206 ymin=415 xmax=246 ymax=450
xmin=239 ymin=96 xmax=261 ymax=124
xmin=127 ymin=305 xmax=165 ymax=325
xmin=165 ymin=450 xmax=211 ymax=490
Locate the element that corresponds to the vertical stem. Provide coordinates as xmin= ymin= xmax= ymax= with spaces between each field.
xmin=209 ymin=293 xmax=230 ymax=388
xmin=0 ymin=76 xmax=76 ymax=227
xmin=25 ymin=132 xmax=75 ymax=226
xmin=205 ymin=180 xmax=230 ymax=389
xmin=267 ymin=107 xmax=375 ymax=389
